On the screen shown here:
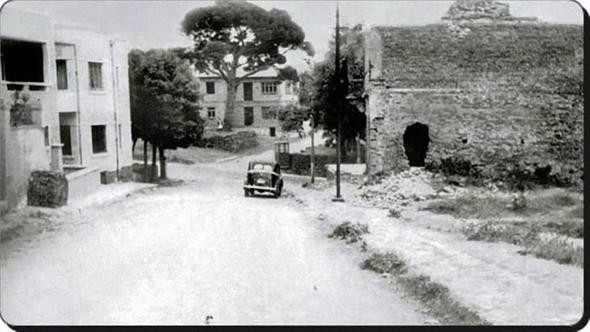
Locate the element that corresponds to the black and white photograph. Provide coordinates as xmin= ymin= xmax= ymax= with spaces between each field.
xmin=0 ymin=0 xmax=585 ymax=327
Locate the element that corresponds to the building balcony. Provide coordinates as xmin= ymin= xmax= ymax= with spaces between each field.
xmin=0 ymin=82 xmax=49 ymax=127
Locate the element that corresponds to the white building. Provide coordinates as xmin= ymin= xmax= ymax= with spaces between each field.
xmin=197 ymin=68 xmax=299 ymax=137
xmin=0 ymin=8 xmax=133 ymax=213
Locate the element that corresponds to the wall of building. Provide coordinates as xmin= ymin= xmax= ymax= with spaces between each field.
xmin=0 ymin=98 xmax=6 ymax=204
xmin=55 ymin=27 xmax=133 ymax=175
xmin=5 ymin=126 xmax=51 ymax=208
xmin=364 ymin=22 xmax=583 ymax=187
xmin=199 ymin=77 xmax=298 ymax=132
xmin=0 ymin=8 xmax=135 ymax=212
xmin=0 ymin=8 xmax=60 ymax=211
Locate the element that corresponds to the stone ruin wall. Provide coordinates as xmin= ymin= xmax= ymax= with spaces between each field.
xmin=366 ymin=14 xmax=583 ymax=187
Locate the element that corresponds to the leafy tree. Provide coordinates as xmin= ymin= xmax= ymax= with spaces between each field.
xmin=276 ymin=104 xmax=309 ymax=134
xmin=297 ymin=71 xmax=314 ymax=108
xmin=309 ymin=24 xmax=366 ymax=156
xmin=129 ymin=49 xmax=204 ymax=181
xmin=180 ymin=0 xmax=314 ymax=130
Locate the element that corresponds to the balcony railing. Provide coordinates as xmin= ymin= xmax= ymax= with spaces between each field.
xmin=1 ymin=81 xmax=51 ymax=92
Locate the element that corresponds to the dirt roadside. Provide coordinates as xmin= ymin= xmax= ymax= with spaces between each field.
xmin=284 ymin=175 xmax=583 ymax=326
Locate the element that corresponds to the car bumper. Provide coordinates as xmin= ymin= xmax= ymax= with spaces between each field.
xmin=244 ymin=185 xmax=277 ymax=192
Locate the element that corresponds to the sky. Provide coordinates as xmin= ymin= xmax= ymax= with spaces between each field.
xmin=4 ymin=0 xmax=585 ymax=70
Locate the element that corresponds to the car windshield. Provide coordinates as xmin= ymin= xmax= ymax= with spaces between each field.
xmin=252 ymin=164 xmax=273 ymax=171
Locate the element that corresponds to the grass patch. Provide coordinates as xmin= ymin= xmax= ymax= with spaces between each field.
xmin=423 ymin=191 xmax=583 ymax=219
xmin=360 ymin=251 xmax=489 ymax=325
xmin=167 ymin=155 xmax=195 ymax=165
xmin=157 ymin=178 xmax=185 ymax=187
xmin=543 ymin=220 xmax=583 ymax=238
xmin=518 ymin=236 xmax=584 ymax=267
xmin=361 ymin=252 xmax=407 ymax=275
xmin=329 ymin=222 xmax=369 ymax=244
xmin=461 ymin=221 xmax=539 ymax=246
xmin=567 ymin=205 xmax=584 ymax=219
xmin=0 ymin=224 xmax=24 ymax=243
xmin=463 ymin=220 xmax=583 ymax=267
xmin=398 ymin=274 xmax=489 ymax=325
xmin=423 ymin=195 xmax=508 ymax=219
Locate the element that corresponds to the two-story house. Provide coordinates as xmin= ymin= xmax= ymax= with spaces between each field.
xmin=198 ymin=68 xmax=299 ymax=137
xmin=0 ymin=8 xmax=133 ymax=214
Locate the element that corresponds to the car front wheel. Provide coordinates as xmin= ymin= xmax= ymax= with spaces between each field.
xmin=274 ymin=184 xmax=282 ymax=199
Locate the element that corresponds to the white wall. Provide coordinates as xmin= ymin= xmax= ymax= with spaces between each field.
xmin=199 ymin=77 xmax=299 ymax=132
xmin=55 ymin=27 xmax=133 ymax=173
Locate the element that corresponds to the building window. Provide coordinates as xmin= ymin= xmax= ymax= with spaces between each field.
xmin=88 ymin=62 xmax=103 ymax=90
xmin=44 ymin=126 xmax=49 ymax=146
xmin=56 ymin=60 xmax=68 ymax=90
xmin=91 ymin=125 xmax=107 ymax=154
xmin=60 ymin=125 xmax=72 ymax=156
xmin=207 ymin=107 xmax=216 ymax=119
xmin=0 ymin=39 xmax=44 ymax=83
xmin=261 ymin=106 xmax=276 ymax=120
xmin=206 ymin=81 xmax=215 ymax=94
xmin=285 ymin=82 xmax=292 ymax=95
xmin=261 ymin=82 xmax=277 ymax=95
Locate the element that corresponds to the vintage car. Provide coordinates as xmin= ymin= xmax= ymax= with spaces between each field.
xmin=243 ymin=161 xmax=283 ymax=198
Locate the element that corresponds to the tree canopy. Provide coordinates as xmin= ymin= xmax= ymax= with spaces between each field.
xmin=180 ymin=0 xmax=313 ymax=129
xmin=308 ymin=24 xmax=366 ymax=150
xmin=276 ymin=104 xmax=309 ymax=133
xmin=129 ymin=48 xmax=204 ymax=178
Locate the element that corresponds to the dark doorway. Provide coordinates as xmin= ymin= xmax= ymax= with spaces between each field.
xmin=60 ymin=125 xmax=72 ymax=156
xmin=402 ymin=122 xmax=430 ymax=167
xmin=243 ymin=82 xmax=253 ymax=101
xmin=269 ymin=127 xmax=276 ymax=137
xmin=244 ymin=107 xmax=254 ymax=126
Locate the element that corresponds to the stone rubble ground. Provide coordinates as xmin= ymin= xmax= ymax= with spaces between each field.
xmin=353 ymin=168 xmax=466 ymax=209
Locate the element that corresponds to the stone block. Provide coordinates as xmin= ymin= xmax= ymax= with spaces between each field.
xmin=27 ymin=170 xmax=68 ymax=208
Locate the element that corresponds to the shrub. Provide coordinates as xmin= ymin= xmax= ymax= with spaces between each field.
xmin=519 ymin=236 xmax=583 ymax=267
xmin=510 ymin=193 xmax=527 ymax=211
xmin=361 ymin=252 xmax=407 ymax=275
xmin=328 ymin=222 xmax=369 ymax=244
xmin=461 ymin=220 xmax=539 ymax=246
xmin=388 ymin=208 xmax=401 ymax=219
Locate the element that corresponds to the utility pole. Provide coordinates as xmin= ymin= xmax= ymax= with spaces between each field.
xmin=310 ymin=111 xmax=315 ymax=184
xmin=332 ymin=3 xmax=344 ymax=202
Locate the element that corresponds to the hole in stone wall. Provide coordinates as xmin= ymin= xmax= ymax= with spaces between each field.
xmin=402 ymin=122 xmax=430 ymax=167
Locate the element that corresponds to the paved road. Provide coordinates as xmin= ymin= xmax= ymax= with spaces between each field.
xmin=1 ymin=164 xmax=428 ymax=325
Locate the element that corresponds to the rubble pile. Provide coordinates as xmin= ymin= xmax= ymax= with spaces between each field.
xmin=356 ymin=168 xmax=443 ymax=208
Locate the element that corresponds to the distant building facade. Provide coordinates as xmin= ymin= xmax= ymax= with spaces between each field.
xmin=197 ymin=69 xmax=299 ymax=137
xmin=1 ymin=8 xmax=133 ymax=214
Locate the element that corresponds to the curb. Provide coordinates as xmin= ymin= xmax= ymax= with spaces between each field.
xmin=215 ymin=156 xmax=240 ymax=163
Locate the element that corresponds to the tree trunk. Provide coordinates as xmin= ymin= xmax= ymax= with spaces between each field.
xmin=151 ymin=143 xmax=157 ymax=183
xmin=341 ymin=135 xmax=348 ymax=159
xmin=356 ymin=134 xmax=361 ymax=164
xmin=132 ymin=137 xmax=137 ymax=155
xmin=224 ymin=79 xmax=237 ymax=131
xmin=158 ymin=146 xmax=167 ymax=180
xmin=143 ymin=139 xmax=148 ymax=183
